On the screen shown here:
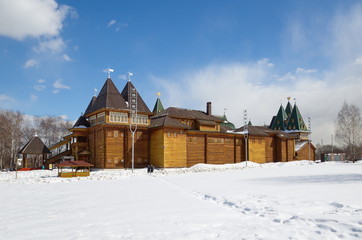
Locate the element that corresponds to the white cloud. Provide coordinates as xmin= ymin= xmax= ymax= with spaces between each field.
xmin=0 ymin=94 xmax=13 ymax=101
xmin=0 ymin=0 xmax=74 ymax=40
xmin=107 ymin=19 xmax=116 ymax=27
xmin=257 ymin=58 xmax=274 ymax=68
xmin=24 ymin=59 xmax=38 ymax=68
xmin=154 ymin=56 xmax=362 ymax=146
xmin=354 ymin=56 xmax=362 ymax=65
xmin=62 ymin=54 xmax=73 ymax=62
xmin=34 ymin=85 xmax=47 ymax=91
xmin=118 ymin=74 xmax=127 ymax=80
xmin=296 ymin=67 xmax=317 ymax=74
xmin=37 ymin=79 xmax=46 ymax=83
xmin=30 ymin=94 xmax=38 ymax=101
xmin=52 ymin=79 xmax=70 ymax=93
xmin=33 ymin=37 xmax=65 ymax=53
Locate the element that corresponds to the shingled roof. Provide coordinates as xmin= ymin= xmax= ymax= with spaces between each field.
xmin=152 ymin=97 xmax=164 ymax=113
xmin=234 ymin=125 xmax=292 ymax=139
xmin=153 ymin=107 xmax=222 ymax=123
xmin=270 ymin=105 xmax=288 ymax=130
xmin=285 ymin=103 xmax=308 ymax=131
xmin=91 ymin=78 xmax=128 ymax=112
xmin=149 ymin=115 xmax=191 ymax=129
xmin=73 ymin=115 xmax=90 ymax=128
xmin=19 ymin=135 xmax=51 ymax=154
xmin=120 ymin=81 xmax=151 ymax=113
xmin=285 ymin=101 xmax=293 ymax=119
xmin=84 ymin=96 xmax=97 ymax=116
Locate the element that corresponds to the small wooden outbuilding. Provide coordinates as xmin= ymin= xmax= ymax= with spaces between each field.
xmin=57 ymin=160 xmax=93 ymax=178
xmin=19 ymin=135 xmax=51 ymax=168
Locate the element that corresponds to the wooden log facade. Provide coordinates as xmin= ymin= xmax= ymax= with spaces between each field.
xmin=60 ymin=78 xmax=315 ymax=169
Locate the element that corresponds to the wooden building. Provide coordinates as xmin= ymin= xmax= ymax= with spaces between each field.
xmin=46 ymin=77 xmax=315 ymax=168
xmin=19 ymin=134 xmax=51 ymax=168
xmin=269 ymin=98 xmax=315 ymax=160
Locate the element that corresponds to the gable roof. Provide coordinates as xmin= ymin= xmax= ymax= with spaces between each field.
xmin=153 ymin=107 xmax=222 ymax=123
xmin=91 ymin=78 xmax=128 ymax=113
xmin=285 ymin=103 xmax=308 ymax=131
xmin=120 ymin=81 xmax=151 ymax=113
xmin=84 ymin=96 xmax=97 ymax=116
xmin=152 ymin=97 xmax=164 ymax=113
xmin=19 ymin=135 xmax=51 ymax=154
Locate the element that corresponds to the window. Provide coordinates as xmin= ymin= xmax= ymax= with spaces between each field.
xmin=193 ymin=137 xmax=197 ymax=142
xmin=167 ymin=132 xmax=171 ymax=137
xmin=97 ymin=112 xmax=105 ymax=124
xmin=173 ymin=132 xmax=177 ymax=137
xmin=131 ymin=114 xmax=148 ymax=125
xmin=110 ymin=112 xmax=128 ymax=123
xmin=137 ymin=132 xmax=142 ymax=139
xmin=114 ymin=130 xmax=119 ymax=138
xmin=89 ymin=115 xmax=96 ymax=126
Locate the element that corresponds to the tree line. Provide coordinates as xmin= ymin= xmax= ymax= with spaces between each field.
xmin=0 ymin=109 xmax=73 ymax=170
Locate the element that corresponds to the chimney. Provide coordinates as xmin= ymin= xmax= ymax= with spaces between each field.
xmin=206 ymin=102 xmax=212 ymax=115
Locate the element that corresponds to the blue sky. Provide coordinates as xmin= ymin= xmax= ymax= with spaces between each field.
xmin=1 ymin=0 xmax=362 ymax=145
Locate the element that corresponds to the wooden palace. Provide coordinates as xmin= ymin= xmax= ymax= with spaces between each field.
xmin=46 ymin=77 xmax=315 ymax=168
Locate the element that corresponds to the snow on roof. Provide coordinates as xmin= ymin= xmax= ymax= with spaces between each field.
xmin=295 ymin=141 xmax=307 ymax=152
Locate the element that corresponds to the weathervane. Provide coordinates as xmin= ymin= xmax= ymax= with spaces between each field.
xmin=104 ymin=68 xmax=114 ymax=78
xmin=156 ymin=92 xmax=161 ymax=98
xmin=128 ymin=72 xmax=133 ymax=82
xmin=93 ymin=88 xmax=97 ymax=96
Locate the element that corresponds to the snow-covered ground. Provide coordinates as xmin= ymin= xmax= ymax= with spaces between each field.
xmin=0 ymin=161 xmax=361 ymax=240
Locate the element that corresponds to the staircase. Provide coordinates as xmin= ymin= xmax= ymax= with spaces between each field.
xmin=46 ymin=150 xmax=71 ymax=167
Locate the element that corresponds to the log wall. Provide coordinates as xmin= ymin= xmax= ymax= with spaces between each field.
xmin=150 ymin=128 xmax=165 ymax=168
xmin=163 ymin=129 xmax=187 ymax=167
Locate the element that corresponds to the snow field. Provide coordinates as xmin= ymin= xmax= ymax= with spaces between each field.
xmin=0 ymin=161 xmax=361 ymax=239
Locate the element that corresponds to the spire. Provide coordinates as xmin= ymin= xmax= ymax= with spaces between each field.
xmin=84 ymin=95 xmax=97 ymax=116
xmin=270 ymin=105 xmax=287 ymax=130
xmin=152 ymin=92 xmax=164 ymax=113
xmin=285 ymin=97 xmax=293 ymax=120
xmin=120 ymin=81 xmax=151 ymax=113
xmin=285 ymin=103 xmax=308 ymax=131
xmin=91 ymin=78 xmax=128 ymax=112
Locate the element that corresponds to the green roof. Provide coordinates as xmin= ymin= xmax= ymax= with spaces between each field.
xmin=285 ymin=101 xmax=293 ymax=119
xmin=152 ymin=97 xmax=164 ymax=113
xmin=270 ymin=105 xmax=287 ymax=130
xmin=285 ymin=104 xmax=308 ymax=131
xmin=217 ymin=114 xmax=236 ymax=130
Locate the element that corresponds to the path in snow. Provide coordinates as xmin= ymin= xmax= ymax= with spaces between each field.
xmin=0 ymin=161 xmax=362 ymax=239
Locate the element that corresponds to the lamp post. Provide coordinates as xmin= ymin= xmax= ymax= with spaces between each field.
xmin=128 ymin=72 xmax=137 ymax=173
xmin=243 ymin=109 xmax=248 ymax=167
xmin=308 ymin=117 xmax=311 ymax=161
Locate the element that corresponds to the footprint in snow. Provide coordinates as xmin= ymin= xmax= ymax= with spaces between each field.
xmin=330 ymin=202 xmax=344 ymax=208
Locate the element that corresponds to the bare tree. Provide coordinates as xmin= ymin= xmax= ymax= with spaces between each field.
xmin=335 ymin=101 xmax=362 ymax=160
xmin=0 ymin=109 xmax=74 ymax=170
xmin=0 ymin=110 xmax=24 ymax=169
